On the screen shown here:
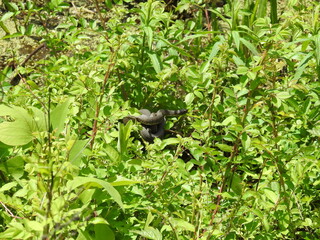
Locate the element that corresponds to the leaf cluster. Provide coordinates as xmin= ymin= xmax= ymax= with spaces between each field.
xmin=0 ymin=0 xmax=320 ymax=239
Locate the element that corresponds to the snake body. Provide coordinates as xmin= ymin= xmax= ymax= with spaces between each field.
xmin=124 ymin=109 xmax=187 ymax=142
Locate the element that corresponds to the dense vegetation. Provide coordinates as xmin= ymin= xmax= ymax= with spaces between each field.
xmin=0 ymin=0 xmax=319 ymax=239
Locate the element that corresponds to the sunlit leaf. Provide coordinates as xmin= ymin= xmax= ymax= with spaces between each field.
xmin=133 ymin=227 xmax=162 ymax=240
xmin=0 ymin=105 xmax=46 ymax=146
xmin=67 ymin=177 xmax=124 ymax=210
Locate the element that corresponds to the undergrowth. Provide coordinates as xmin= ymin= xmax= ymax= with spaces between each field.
xmin=0 ymin=0 xmax=319 ymax=239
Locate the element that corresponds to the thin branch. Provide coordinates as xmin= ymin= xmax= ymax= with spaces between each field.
xmin=0 ymin=201 xmax=23 ymax=219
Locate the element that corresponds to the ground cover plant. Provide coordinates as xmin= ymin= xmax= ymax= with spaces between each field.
xmin=0 ymin=0 xmax=319 ymax=239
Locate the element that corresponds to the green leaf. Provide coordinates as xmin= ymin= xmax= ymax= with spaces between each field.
xmin=91 ymin=217 xmax=109 ymax=225
xmin=231 ymin=173 xmax=243 ymax=195
xmin=0 ymin=222 xmax=30 ymax=239
xmin=308 ymin=127 xmax=320 ymax=137
xmin=118 ymin=122 xmax=133 ymax=158
xmin=24 ymin=220 xmax=43 ymax=232
xmin=110 ymin=176 xmax=141 ymax=186
xmin=171 ymin=218 xmax=195 ymax=232
xmin=104 ymin=0 xmax=113 ymax=8
xmin=148 ymin=52 xmax=162 ymax=73
xmin=236 ymin=66 xmax=248 ymax=75
xmin=0 ymin=156 xmax=24 ymax=179
xmin=221 ymin=116 xmax=236 ymax=126
xmin=293 ymin=52 xmax=313 ymax=80
xmin=231 ymin=31 xmax=240 ymax=50
xmin=185 ymin=92 xmax=195 ymax=105
xmin=0 ymin=105 xmax=46 ymax=146
xmin=240 ymin=38 xmax=259 ymax=55
xmin=133 ymin=227 xmax=162 ymax=240
xmin=67 ymin=177 xmax=124 ymax=210
xmin=0 ymin=182 xmax=17 ymax=192
xmin=159 ymin=138 xmax=180 ymax=149
xmin=68 ymin=140 xmax=88 ymax=166
xmin=160 ymin=38 xmax=193 ymax=58
xmin=0 ymin=21 xmax=11 ymax=35
xmin=50 ymin=99 xmax=71 ymax=136
xmin=0 ymin=12 xmax=14 ymax=22
xmin=201 ymin=39 xmax=223 ymax=73
xmin=105 ymin=145 xmax=120 ymax=162
xmin=276 ymin=91 xmax=291 ymax=100
xmin=241 ymin=132 xmax=251 ymax=151
xmin=94 ymin=224 xmax=115 ymax=240
xmin=144 ymin=26 xmax=153 ymax=49
xmin=216 ymin=143 xmax=233 ymax=152
xmin=264 ymin=188 xmax=278 ymax=204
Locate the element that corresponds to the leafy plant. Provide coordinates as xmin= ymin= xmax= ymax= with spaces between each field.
xmin=0 ymin=0 xmax=319 ymax=239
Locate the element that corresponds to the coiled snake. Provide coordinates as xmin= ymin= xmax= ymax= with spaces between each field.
xmin=124 ymin=109 xmax=188 ymax=142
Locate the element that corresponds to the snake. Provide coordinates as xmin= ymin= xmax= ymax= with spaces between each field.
xmin=123 ymin=109 xmax=188 ymax=142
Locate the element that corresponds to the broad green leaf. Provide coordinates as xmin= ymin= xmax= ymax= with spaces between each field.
xmin=171 ymin=218 xmax=195 ymax=232
xmin=118 ymin=122 xmax=133 ymax=158
xmin=298 ymin=98 xmax=311 ymax=116
xmin=79 ymin=189 xmax=96 ymax=205
xmin=70 ymin=80 xmax=88 ymax=95
xmin=231 ymin=31 xmax=240 ymax=50
xmin=243 ymin=190 xmax=260 ymax=200
xmin=0 ymin=222 xmax=31 ymax=239
xmin=105 ymin=145 xmax=120 ymax=162
xmin=76 ymin=230 xmax=93 ymax=240
xmin=264 ymin=188 xmax=278 ymax=204
xmin=0 ymin=182 xmax=17 ymax=192
xmin=223 ymin=87 xmax=235 ymax=97
xmin=24 ymin=220 xmax=43 ymax=232
xmin=148 ymin=52 xmax=162 ymax=73
xmin=91 ymin=218 xmax=109 ymax=225
xmin=0 ymin=156 xmax=24 ymax=179
xmin=110 ymin=176 xmax=141 ymax=186
xmin=194 ymin=90 xmax=203 ymax=99
xmin=240 ymin=38 xmax=259 ymax=55
xmin=68 ymin=140 xmax=89 ymax=166
xmin=237 ymin=88 xmax=249 ymax=98
xmin=67 ymin=176 xmax=124 ymax=210
xmin=231 ymin=173 xmax=243 ymax=195
xmin=216 ymin=144 xmax=233 ymax=152
xmin=144 ymin=26 xmax=153 ymax=49
xmin=233 ymin=55 xmax=246 ymax=66
xmin=256 ymin=0 xmax=267 ymax=19
xmin=160 ymin=38 xmax=193 ymax=58
xmin=2 ymin=32 xmax=23 ymax=39
xmin=133 ymin=227 xmax=162 ymax=240
xmin=221 ymin=116 xmax=236 ymax=126
xmin=308 ymin=127 xmax=320 ymax=137
xmin=94 ymin=224 xmax=115 ymax=240
xmin=241 ymin=132 xmax=251 ymax=151
xmin=104 ymin=0 xmax=113 ymax=8
xmin=26 ymin=80 xmax=39 ymax=89
xmin=185 ymin=92 xmax=195 ymax=105
xmin=270 ymin=0 xmax=278 ymax=23
xmin=293 ymin=52 xmax=313 ymax=80
xmin=145 ymin=212 xmax=154 ymax=228
xmin=0 ymin=105 xmax=46 ymax=146
xmin=50 ymin=99 xmax=71 ymax=136
xmin=0 ymin=12 xmax=14 ymax=22
xmin=236 ymin=66 xmax=248 ymax=75
xmin=276 ymin=91 xmax=291 ymax=100
xmin=159 ymin=138 xmax=180 ymax=149
xmin=201 ymin=40 xmax=223 ymax=73
xmin=0 ymin=21 xmax=11 ymax=35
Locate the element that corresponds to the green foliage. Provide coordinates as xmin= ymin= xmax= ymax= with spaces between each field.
xmin=0 ymin=0 xmax=320 ymax=239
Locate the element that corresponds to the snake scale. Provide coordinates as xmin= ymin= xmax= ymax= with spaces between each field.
xmin=124 ymin=109 xmax=188 ymax=142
